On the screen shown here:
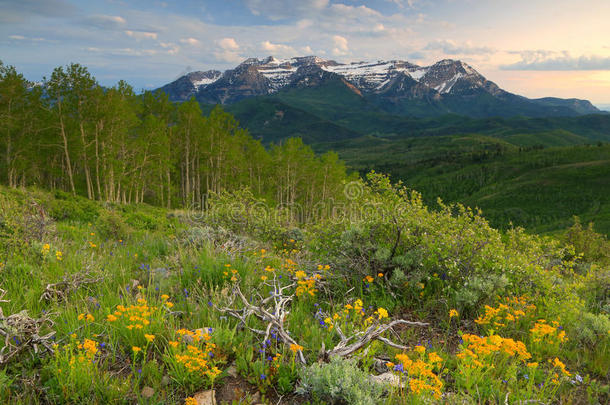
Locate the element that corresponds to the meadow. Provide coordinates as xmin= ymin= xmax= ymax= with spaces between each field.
xmin=1 ymin=174 xmax=609 ymax=404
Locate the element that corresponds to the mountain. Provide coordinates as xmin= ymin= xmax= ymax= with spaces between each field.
xmin=157 ymin=56 xmax=602 ymax=118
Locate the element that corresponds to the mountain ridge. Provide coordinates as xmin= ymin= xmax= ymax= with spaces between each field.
xmin=157 ymin=56 xmax=602 ymax=118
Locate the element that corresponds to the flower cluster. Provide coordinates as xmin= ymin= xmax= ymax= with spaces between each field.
xmin=51 ymin=335 xmax=102 ymax=398
xmin=105 ymin=298 xmax=165 ymax=348
xmin=457 ymin=333 xmax=532 ymax=367
xmin=474 ymin=296 xmax=535 ymax=329
xmin=389 ymin=346 xmax=444 ymax=399
xmin=77 ymin=313 xmax=95 ymax=322
xmin=106 ymin=299 xmax=157 ymax=330
xmin=549 ymin=357 xmax=571 ymax=383
xmin=165 ymin=328 xmax=223 ymax=389
xmin=295 ymin=271 xmax=320 ymax=297
xmin=530 ymin=320 xmax=567 ymax=345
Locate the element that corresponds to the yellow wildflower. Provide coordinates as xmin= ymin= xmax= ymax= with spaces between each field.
xmin=290 ymin=343 xmax=303 ymax=353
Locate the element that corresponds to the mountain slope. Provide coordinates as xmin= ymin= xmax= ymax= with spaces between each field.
xmin=157 ymin=56 xmax=603 ymax=118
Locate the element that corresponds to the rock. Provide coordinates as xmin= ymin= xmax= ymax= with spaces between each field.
xmin=371 ymin=372 xmax=403 ymax=388
xmin=193 ymin=389 xmax=216 ymax=405
xmin=226 ymin=363 xmax=238 ymax=378
xmin=153 ymin=267 xmax=170 ymax=278
xmin=141 ymin=386 xmax=155 ymax=398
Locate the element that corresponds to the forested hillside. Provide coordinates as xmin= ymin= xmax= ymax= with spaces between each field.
xmin=0 ymin=61 xmax=351 ymax=213
xmin=316 ymin=134 xmax=610 ymax=235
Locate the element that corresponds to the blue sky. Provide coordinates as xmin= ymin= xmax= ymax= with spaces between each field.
xmin=1 ymin=0 xmax=609 ymax=104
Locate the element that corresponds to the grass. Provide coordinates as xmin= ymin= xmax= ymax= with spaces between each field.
xmin=0 ymin=184 xmax=608 ymax=404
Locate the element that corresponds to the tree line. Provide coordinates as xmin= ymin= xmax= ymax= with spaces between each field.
xmin=0 ymin=61 xmax=352 ymax=211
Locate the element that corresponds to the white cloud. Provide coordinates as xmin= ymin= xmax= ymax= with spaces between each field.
xmin=424 ymin=39 xmax=495 ymax=55
xmin=388 ymin=0 xmax=420 ymax=8
xmin=501 ymin=51 xmax=610 ymax=71
xmin=85 ymin=15 xmax=126 ymax=30
xmin=180 ymin=37 xmax=200 ymax=46
xmin=244 ymin=0 xmax=329 ymax=20
xmin=124 ymin=30 xmax=157 ymax=40
xmin=8 ymin=34 xmax=47 ymax=42
xmin=218 ymin=37 xmax=239 ymax=50
xmin=329 ymin=3 xmax=381 ymax=19
xmin=215 ymin=38 xmax=242 ymax=62
xmin=332 ymin=35 xmax=349 ymax=56
xmin=261 ymin=40 xmax=295 ymax=55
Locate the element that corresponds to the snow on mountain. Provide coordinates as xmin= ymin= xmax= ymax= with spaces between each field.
xmin=172 ymin=56 xmax=490 ymax=97
xmin=192 ymin=74 xmax=221 ymax=89
xmin=156 ymin=55 xmax=602 ymax=117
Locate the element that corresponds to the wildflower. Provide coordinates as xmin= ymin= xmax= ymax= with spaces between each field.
xmin=290 ymin=343 xmax=303 ymax=353
xmin=161 ymin=294 xmax=169 ymax=300
xmin=261 ymin=275 xmax=267 ymax=281
xmin=185 ymin=397 xmax=198 ymax=405
xmin=376 ymin=307 xmax=389 ymax=319
xmin=106 ymin=314 xmax=118 ymax=322
xmin=551 ymin=357 xmax=571 ymax=376
xmin=449 ymin=309 xmax=459 ymax=318
xmin=132 ymin=346 xmax=142 ymax=353
xmin=145 ymin=334 xmax=155 ymax=342
xmin=363 ymin=275 xmax=374 ymax=283
xmin=56 ymin=251 xmax=63 ymax=261
xmin=86 ymin=314 xmax=94 ymax=322
xmin=428 ymin=352 xmax=443 ymax=364
xmin=378 ymin=273 xmax=384 ymax=277
xmin=414 ymin=345 xmax=426 ymax=354
xmin=169 ymin=341 xmax=179 ymax=348
xmin=166 ymin=302 xmax=174 ymax=308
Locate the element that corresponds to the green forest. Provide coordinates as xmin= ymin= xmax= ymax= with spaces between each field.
xmin=1 ymin=61 xmax=609 ymax=405
xmin=0 ymin=62 xmax=351 ymax=212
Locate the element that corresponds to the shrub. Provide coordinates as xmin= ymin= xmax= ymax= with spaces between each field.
xmin=296 ymin=357 xmax=384 ymax=405
xmin=95 ymin=209 xmax=130 ymax=240
xmin=45 ymin=190 xmax=100 ymax=222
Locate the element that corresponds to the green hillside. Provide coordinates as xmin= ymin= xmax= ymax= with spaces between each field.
xmin=317 ymin=136 xmax=610 ymax=235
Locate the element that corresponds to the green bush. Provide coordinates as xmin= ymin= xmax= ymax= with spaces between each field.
xmin=572 ymin=312 xmax=610 ymax=346
xmin=45 ymin=190 xmax=100 ymax=222
xmin=95 ymin=209 xmax=130 ymax=240
xmin=307 ymin=173 xmax=570 ymax=315
xmin=296 ymin=357 xmax=384 ymax=405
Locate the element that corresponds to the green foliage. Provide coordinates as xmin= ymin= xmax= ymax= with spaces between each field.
xmin=572 ymin=312 xmax=610 ymax=346
xmin=95 ymin=209 xmax=130 ymax=239
xmin=318 ymin=134 xmax=610 ymax=236
xmin=0 ymin=63 xmax=352 ymax=214
xmin=45 ymin=190 xmax=101 ymax=222
xmin=296 ymin=357 xmax=385 ymax=405
xmin=564 ymin=217 xmax=610 ymax=265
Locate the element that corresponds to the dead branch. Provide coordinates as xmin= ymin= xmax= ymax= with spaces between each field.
xmin=214 ymin=274 xmax=428 ymax=366
xmin=0 ymin=307 xmax=56 ymax=364
xmin=39 ymin=270 xmax=103 ymax=302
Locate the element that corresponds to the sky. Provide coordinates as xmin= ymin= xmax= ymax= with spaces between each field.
xmin=1 ymin=0 xmax=609 ymax=106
